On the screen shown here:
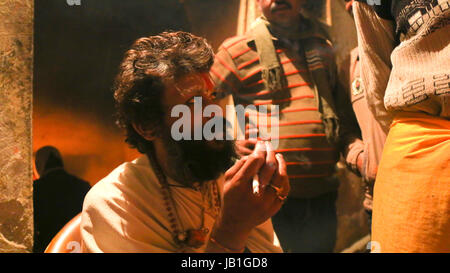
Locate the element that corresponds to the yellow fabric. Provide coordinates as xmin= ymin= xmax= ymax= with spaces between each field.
xmin=372 ymin=112 xmax=450 ymax=253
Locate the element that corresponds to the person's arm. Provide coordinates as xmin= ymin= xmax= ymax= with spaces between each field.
xmin=336 ymin=82 xmax=365 ymax=175
xmin=353 ymin=1 xmax=396 ymax=133
xmin=210 ymin=42 xmax=257 ymax=157
xmin=327 ymin=42 xmax=364 ymax=175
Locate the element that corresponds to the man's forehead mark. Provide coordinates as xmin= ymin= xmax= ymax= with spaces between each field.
xmin=173 ymin=73 xmax=214 ymax=97
xmin=200 ymin=73 xmax=214 ymax=91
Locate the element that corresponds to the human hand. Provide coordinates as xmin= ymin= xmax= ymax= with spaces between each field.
xmin=234 ymin=139 xmax=257 ymax=157
xmin=234 ymin=126 xmax=260 ymax=157
xmin=209 ymin=141 xmax=290 ymax=251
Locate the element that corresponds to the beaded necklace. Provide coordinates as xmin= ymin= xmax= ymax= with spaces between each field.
xmin=147 ymin=149 xmax=221 ymax=251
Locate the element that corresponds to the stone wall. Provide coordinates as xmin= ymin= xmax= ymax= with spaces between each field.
xmin=0 ymin=0 xmax=34 ymax=253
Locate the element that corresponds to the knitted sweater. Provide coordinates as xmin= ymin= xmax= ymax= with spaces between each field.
xmin=353 ymin=0 xmax=450 ymax=132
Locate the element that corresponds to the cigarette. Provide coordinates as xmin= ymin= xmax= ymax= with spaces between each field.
xmin=252 ymin=173 xmax=260 ymax=195
xmin=252 ymin=141 xmax=266 ymax=196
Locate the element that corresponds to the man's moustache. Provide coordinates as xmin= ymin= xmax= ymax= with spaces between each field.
xmin=271 ymin=1 xmax=292 ymax=12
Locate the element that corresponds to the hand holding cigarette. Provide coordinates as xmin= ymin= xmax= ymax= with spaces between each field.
xmin=252 ymin=141 xmax=278 ymax=196
xmin=215 ymin=141 xmax=290 ymax=243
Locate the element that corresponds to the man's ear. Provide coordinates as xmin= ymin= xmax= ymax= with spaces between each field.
xmin=132 ymin=122 xmax=157 ymax=141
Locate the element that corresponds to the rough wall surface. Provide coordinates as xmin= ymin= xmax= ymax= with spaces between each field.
xmin=0 ymin=0 xmax=33 ymax=253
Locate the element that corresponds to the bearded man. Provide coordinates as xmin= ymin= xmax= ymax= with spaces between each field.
xmin=80 ymin=31 xmax=290 ymax=253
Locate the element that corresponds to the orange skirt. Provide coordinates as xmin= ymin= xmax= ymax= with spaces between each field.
xmin=372 ymin=112 xmax=450 ymax=253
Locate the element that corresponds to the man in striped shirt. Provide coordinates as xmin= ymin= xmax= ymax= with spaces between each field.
xmin=211 ymin=0 xmax=364 ymax=252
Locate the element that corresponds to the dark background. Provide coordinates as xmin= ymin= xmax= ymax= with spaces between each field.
xmin=34 ymin=0 xmax=190 ymax=125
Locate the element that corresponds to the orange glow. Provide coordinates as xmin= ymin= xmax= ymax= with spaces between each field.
xmin=33 ymin=104 xmax=140 ymax=186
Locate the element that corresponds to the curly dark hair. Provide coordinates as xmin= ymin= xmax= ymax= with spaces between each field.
xmin=113 ymin=31 xmax=214 ymax=153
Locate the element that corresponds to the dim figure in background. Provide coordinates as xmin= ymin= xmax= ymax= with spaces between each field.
xmin=33 ymin=146 xmax=91 ymax=253
xmin=211 ymin=0 xmax=363 ymax=252
xmin=353 ymin=0 xmax=450 ymax=252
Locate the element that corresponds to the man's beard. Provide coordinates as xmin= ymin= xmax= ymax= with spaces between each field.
xmin=157 ymin=121 xmax=237 ymax=185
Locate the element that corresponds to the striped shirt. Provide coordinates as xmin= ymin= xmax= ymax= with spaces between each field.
xmin=211 ymin=29 xmax=360 ymax=198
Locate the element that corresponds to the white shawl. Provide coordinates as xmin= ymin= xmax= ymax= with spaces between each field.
xmin=81 ymin=155 xmax=282 ymax=253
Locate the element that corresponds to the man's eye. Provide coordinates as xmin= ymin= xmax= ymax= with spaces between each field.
xmin=209 ymin=92 xmax=218 ymax=100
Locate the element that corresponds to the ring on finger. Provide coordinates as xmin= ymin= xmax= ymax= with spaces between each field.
xmin=267 ymin=184 xmax=283 ymax=195
xmin=276 ymin=194 xmax=288 ymax=203
xmin=267 ymin=184 xmax=288 ymax=202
